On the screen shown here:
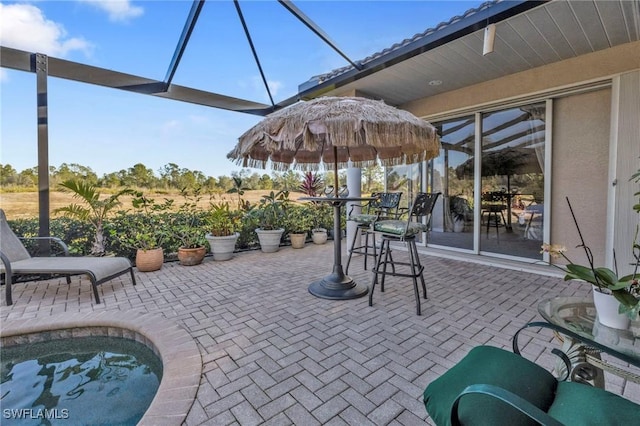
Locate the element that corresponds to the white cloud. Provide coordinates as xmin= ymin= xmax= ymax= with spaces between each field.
xmin=79 ymin=0 xmax=143 ymax=23
xmin=0 ymin=69 xmax=8 ymax=83
xmin=161 ymin=119 xmax=182 ymax=136
xmin=0 ymin=4 xmax=93 ymax=57
xmin=250 ymin=76 xmax=283 ymax=102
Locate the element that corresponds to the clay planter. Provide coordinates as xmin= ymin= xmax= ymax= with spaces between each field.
xmin=177 ymin=246 xmax=206 ymax=266
xmin=135 ymin=248 xmax=164 ymax=272
xmin=289 ymin=233 xmax=306 ymax=249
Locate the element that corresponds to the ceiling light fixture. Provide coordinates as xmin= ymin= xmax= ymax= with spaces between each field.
xmin=428 ymin=80 xmax=442 ymax=86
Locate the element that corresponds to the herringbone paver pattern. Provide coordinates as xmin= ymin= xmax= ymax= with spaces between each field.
xmin=2 ymin=242 xmax=639 ymax=425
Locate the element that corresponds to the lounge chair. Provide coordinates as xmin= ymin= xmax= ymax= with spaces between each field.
xmin=0 ymin=209 xmax=136 ymax=305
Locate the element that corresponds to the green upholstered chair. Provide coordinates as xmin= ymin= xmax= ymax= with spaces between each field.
xmin=423 ymin=345 xmax=640 ymax=426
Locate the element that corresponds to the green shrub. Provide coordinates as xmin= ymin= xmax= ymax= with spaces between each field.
xmin=9 ymin=217 xmax=94 ymax=256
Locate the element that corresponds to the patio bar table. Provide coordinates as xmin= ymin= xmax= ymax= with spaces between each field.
xmin=300 ymin=196 xmax=375 ymax=300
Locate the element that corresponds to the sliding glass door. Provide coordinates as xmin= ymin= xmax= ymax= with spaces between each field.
xmin=388 ymin=102 xmax=547 ymax=260
xmin=427 ymin=116 xmax=475 ymax=250
xmin=479 ymin=103 xmax=545 ymax=258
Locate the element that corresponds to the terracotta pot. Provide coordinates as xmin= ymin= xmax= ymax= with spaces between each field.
xmin=289 ymin=233 xmax=306 ymax=249
xmin=177 ymin=246 xmax=206 ymax=266
xmin=135 ymin=248 xmax=164 ymax=272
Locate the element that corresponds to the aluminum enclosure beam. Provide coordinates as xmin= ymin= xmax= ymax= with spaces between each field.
xmin=1 ymin=46 xmax=272 ymax=115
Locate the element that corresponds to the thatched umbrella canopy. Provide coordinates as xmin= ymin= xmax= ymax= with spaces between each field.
xmin=228 ymin=97 xmax=441 ymax=181
xmin=455 ymin=147 xmax=541 ymax=180
xmin=228 ymin=96 xmax=441 ymax=301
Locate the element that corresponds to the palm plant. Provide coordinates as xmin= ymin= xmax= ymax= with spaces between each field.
xmin=55 ymin=180 xmax=135 ymax=256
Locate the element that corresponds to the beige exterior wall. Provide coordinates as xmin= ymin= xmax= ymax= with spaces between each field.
xmin=397 ymin=42 xmax=640 ymax=263
xmin=402 ymin=41 xmax=640 ymax=118
xmin=551 ymin=90 xmax=611 ymax=267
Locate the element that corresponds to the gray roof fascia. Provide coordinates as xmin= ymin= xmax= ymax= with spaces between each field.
xmin=296 ymin=0 xmax=548 ymax=100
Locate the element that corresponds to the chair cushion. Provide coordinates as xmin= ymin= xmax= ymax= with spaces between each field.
xmin=373 ymin=220 xmax=427 ymax=237
xmin=11 ymin=257 xmax=132 ymax=282
xmin=348 ymin=213 xmax=378 ymax=225
xmin=423 ymin=346 xmax=558 ymax=426
xmin=548 ymin=380 xmax=640 ymax=425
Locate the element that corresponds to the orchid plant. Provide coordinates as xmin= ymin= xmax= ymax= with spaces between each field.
xmin=541 ymin=196 xmax=640 ymax=319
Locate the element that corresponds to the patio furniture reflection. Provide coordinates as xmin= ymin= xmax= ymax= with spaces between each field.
xmin=481 ymin=192 xmax=507 ymax=239
xmin=522 ymin=203 xmax=544 ymax=240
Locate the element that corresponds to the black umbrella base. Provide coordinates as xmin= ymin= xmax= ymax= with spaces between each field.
xmin=308 ymin=273 xmax=369 ymax=300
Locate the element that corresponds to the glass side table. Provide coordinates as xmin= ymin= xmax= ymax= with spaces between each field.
xmin=513 ymin=297 xmax=640 ymax=388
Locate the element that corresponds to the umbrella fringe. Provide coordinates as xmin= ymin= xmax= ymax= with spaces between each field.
xmin=228 ymin=96 xmax=442 ymax=172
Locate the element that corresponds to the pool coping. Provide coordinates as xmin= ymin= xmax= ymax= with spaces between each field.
xmin=0 ymin=310 xmax=202 ymax=426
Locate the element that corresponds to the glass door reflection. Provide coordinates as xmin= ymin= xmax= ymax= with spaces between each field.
xmin=480 ymin=103 xmax=546 ymax=259
xmin=427 ymin=116 xmax=475 ymax=250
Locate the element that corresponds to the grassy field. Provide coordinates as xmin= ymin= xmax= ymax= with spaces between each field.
xmin=0 ymin=189 xmax=307 ymax=220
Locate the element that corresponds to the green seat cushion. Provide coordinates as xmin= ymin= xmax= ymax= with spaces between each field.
xmin=423 ymin=346 xmax=558 ymax=426
xmin=374 ymin=220 xmax=427 ymax=237
xmin=348 ymin=213 xmax=378 ymax=225
xmin=548 ymin=380 xmax=640 ymax=425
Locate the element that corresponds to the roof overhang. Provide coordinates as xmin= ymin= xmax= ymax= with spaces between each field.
xmin=2 ymin=1 xmax=637 ymax=115
xmin=298 ymin=0 xmax=640 ymax=107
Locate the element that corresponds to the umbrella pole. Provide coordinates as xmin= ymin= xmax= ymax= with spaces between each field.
xmin=308 ymin=148 xmax=368 ymax=300
xmin=333 ymin=146 xmax=340 ymax=198
xmin=332 ymin=147 xmax=342 ymax=274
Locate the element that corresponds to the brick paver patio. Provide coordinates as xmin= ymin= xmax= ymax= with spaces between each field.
xmin=2 ymin=241 xmax=639 ymax=425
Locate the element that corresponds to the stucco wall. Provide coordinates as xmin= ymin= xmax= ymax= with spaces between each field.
xmin=551 ymin=90 xmax=611 ymax=267
xmin=402 ymin=41 xmax=640 ymax=119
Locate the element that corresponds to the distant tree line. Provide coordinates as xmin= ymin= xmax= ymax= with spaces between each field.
xmin=0 ymin=162 xmax=385 ymax=193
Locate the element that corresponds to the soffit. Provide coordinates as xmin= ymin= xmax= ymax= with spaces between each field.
xmin=314 ymin=0 xmax=640 ymax=106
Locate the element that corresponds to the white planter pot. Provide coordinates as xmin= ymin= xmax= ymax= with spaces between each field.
xmin=205 ymin=232 xmax=239 ymax=261
xmin=255 ymin=228 xmax=284 ymax=253
xmin=311 ymin=228 xmax=328 ymax=245
xmin=289 ymin=233 xmax=306 ymax=249
xmin=452 ymin=217 xmax=465 ymax=232
xmin=593 ymin=287 xmax=631 ymax=330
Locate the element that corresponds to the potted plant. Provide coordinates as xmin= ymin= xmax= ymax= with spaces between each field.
xmin=311 ymin=202 xmax=332 ymax=245
xmin=171 ymin=189 xmax=207 ymax=266
xmin=205 ymin=202 xmax=241 ymax=261
xmin=450 ymin=195 xmax=472 ymax=232
xmin=297 ymin=172 xmax=329 ymax=245
xmin=120 ymin=193 xmax=171 ymax=272
xmin=285 ymin=205 xmax=313 ymax=249
xmin=541 ymin=195 xmax=639 ymax=329
xmin=254 ymin=190 xmax=287 ymax=253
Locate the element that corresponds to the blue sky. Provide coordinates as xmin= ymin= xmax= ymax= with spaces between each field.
xmin=1 ymin=0 xmax=480 ymax=179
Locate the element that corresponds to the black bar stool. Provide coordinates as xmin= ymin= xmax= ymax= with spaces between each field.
xmin=368 ymin=192 xmax=440 ymax=315
xmin=345 ymin=192 xmax=402 ymax=274
xmin=481 ymin=192 xmax=507 ymax=240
